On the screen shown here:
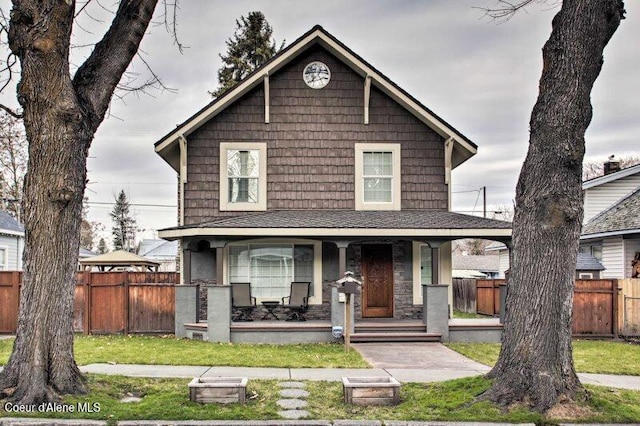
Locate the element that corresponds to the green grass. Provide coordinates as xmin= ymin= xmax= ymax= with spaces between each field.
xmin=0 ymin=335 xmax=368 ymax=368
xmin=3 ymin=375 xmax=640 ymax=423
xmin=446 ymin=339 xmax=640 ymax=375
xmin=452 ymin=310 xmax=490 ymax=319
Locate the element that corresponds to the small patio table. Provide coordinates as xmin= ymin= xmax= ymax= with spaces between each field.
xmin=261 ymin=301 xmax=280 ymax=320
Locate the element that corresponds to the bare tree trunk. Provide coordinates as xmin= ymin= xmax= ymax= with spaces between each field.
xmin=481 ymin=0 xmax=624 ymax=413
xmin=0 ymin=0 xmax=158 ymax=404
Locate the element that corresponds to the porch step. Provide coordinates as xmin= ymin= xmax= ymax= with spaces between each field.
xmin=355 ymin=321 xmax=427 ymax=334
xmin=350 ymin=332 xmax=441 ymax=343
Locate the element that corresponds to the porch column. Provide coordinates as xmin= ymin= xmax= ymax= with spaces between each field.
xmin=431 ymin=244 xmax=440 ymax=284
xmin=331 ymin=241 xmax=350 ymax=329
xmin=216 ymin=247 xmax=224 ymax=285
xmin=207 ymin=284 xmax=231 ymax=343
xmin=175 ymin=284 xmax=198 ymax=338
xmin=424 ymin=284 xmax=449 ymax=341
xmin=182 ymin=246 xmax=191 ymax=285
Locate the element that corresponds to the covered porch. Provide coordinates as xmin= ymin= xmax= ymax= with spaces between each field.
xmin=159 ymin=210 xmax=511 ymax=343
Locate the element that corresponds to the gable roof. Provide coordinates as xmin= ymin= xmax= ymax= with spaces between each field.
xmin=576 ymin=252 xmax=605 ymax=271
xmin=452 ymin=254 xmax=499 ymax=273
xmin=582 ymin=163 xmax=640 ymax=190
xmin=138 ymin=239 xmax=178 ymax=258
xmin=581 ymin=187 xmax=640 ymax=239
xmin=155 ymin=25 xmax=477 ymax=172
xmin=0 ymin=211 xmax=24 ymax=236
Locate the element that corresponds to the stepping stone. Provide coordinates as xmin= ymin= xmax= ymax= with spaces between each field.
xmin=277 ymin=398 xmax=308 ymax=410
xmin=120 ymin=396 xmax=142 ymax=403
xmin=278 ymin=381 xmax=305 ymax=388
xmin=279 ymin=388 xmax=309 ymax=398
xmin=278 ymin=409 xmax=310 ymax=420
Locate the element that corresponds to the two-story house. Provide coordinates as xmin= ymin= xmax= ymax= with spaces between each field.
xmin=580 ymin=161 xmax=640 ymax=278
xmin=155 ymin=26 xmax=511 ymax=342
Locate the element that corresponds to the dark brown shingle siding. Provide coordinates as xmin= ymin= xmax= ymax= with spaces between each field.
xmin=184 ymin=46 xmax=446 ymax=225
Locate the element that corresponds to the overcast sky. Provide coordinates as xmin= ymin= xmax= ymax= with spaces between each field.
xmin=1 ymin=1 xmax=639 ymax=248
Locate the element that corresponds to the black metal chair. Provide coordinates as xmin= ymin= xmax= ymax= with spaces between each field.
xmin=281 ymin=281 xmax=311 ymax=321
xmin=231 ymin=282 xmax=256 ymax=321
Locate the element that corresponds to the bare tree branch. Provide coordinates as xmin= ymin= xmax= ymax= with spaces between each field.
xmin=0 ymin=103 xmax=23 ymax=119
xmin=474 ymin=0 xmax=559 ymax=22
xmin=72 ymin=0 xmax=159 ymax=130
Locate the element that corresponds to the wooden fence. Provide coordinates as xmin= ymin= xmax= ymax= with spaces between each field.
xmin=474 ymin=278 xmax=620 ymax=337
xmin=452 ymin=278 xmax=477 ymax=313
xmin=619 ymin=279 xmax=640 ymax=336
xmin=476 ymin=279 xmax=506 ymax=316
xmin=0 ymin=271 xmax=178 ymax=335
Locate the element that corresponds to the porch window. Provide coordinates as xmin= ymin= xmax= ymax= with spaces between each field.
xmin=220 ymin=142 xmax=267 ymax=211
xmin=419 ymin=245 xmax=432 ymax=285
xmin=355 ymin=143 xmax=401 ymax=210
xmin=228 ymin=243 xmax=315 ymax=299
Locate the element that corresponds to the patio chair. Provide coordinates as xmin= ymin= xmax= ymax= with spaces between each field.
xmin=281 ymin=282 xmax=311 ymax=321
xmin=231 ymin=282 xmax=256 ymax=321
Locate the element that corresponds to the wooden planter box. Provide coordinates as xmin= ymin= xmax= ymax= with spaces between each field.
xmin=342 ymin=376 xmax=401 ymax=406
xmin=188 ymin=377 xmax=247 ymax=404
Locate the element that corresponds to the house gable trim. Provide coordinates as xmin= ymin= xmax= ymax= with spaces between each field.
xmin=155 ymin=25 xmax=476 ymax=172
xmin=582 ymin=163 xmax=640 ymax=189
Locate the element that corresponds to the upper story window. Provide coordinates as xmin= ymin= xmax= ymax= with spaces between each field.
xmin=220 ymin=142 xmax=267 ymax=211
xmin=355 ymin=143 xmax=401 ymax=210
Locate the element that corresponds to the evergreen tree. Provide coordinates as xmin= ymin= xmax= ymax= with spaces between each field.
xmin=110 ymin=190 xmax=137 ymax=252
xmin=211 ymin=12 xmax=284 ymax=97
xmin=97 ymin=238 xmax=108 ymax=254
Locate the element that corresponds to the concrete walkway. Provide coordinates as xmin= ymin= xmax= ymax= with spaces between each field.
xmin=68 ymin=342 xmax=640 ymax=391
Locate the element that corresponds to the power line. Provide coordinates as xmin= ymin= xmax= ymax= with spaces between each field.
xmin=86 ymin=201 xmax=177 ymax=208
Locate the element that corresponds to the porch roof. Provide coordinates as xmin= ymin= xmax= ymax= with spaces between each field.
xmin=158 ymin=210 xmax=512 ymax=240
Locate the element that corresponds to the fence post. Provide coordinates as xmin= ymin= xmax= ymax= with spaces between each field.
xmin=123 ymin=271 xmax=129 ymax=335
xmin=85 ymin=271 xmax=92 ymax=335
xmin=424 ymin=284 xmax=449 ymax=341
xmin=499 ymin=283 xmax=508 ymax=324
xmin=612 ymin=279 xmax=619 ymax=338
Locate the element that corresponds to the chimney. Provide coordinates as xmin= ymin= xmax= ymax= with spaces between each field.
xmin=604 ymin=155 xmax=621 ymax=175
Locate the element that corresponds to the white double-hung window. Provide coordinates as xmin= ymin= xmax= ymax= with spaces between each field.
xmin=220 ymin=142 xmax=267 ymax=211
xmin=355 ymin=143 xmax=401 ymax=210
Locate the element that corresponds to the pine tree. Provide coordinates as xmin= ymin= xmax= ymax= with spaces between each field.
xmin=110 ymin=190 xmax=137 ymax=252
xmin=211 ymin=11 xmax=284 ymax=97
xmin=97 ymin=238 xmax=108 ymax=254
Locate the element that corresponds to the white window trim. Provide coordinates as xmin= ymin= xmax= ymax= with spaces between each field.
xmin=220 ymin=142 xmax=267 ymax=211
xmin=223 ymin=238 xmax=323 ymax=305
xmin=354 ymin=143 xmax=401 ymax=211
xmin=578 ymin=272 xmax=594 ymax=279
xmin=412 ymin=241 xmax=428 ymax=304
xmin=0 ymin=246 xmax=8 ymax=271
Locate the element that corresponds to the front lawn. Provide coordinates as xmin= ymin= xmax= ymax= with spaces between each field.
xmin=0 ymin=335 xmax=367 ymax=368
xmin=446 ymin=339 xmax=640 ymax=375
xmin=3 ymin=374 xmax=640 ymax=423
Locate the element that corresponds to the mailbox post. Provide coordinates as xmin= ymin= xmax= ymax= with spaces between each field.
xmin=336 ymin=271 xmax=362 ymax=352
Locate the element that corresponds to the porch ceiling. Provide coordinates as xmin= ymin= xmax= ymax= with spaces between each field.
xmin=158 ymin=210 xmax=512 ymax=241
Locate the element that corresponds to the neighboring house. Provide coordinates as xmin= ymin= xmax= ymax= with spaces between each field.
xmin=452 ymin=254 xmax=499 ymax=279
xmin=155 ymin=25 xmax=511 ymax=328
xmin=0 ymin=211 xmax=24 ymax=271
xmin=580 ymin=162 xmax=640 ymax=278
xmin=487 ymin=159 xmax=639 ymax=279
xmin=484 ymin=242 xmax=606 ymax=280
xmin=137 ymin=239 xmax=178 ymax=272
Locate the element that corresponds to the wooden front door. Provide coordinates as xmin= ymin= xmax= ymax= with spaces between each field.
xmin=362 ymin=244 xmax=394 ymax=318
